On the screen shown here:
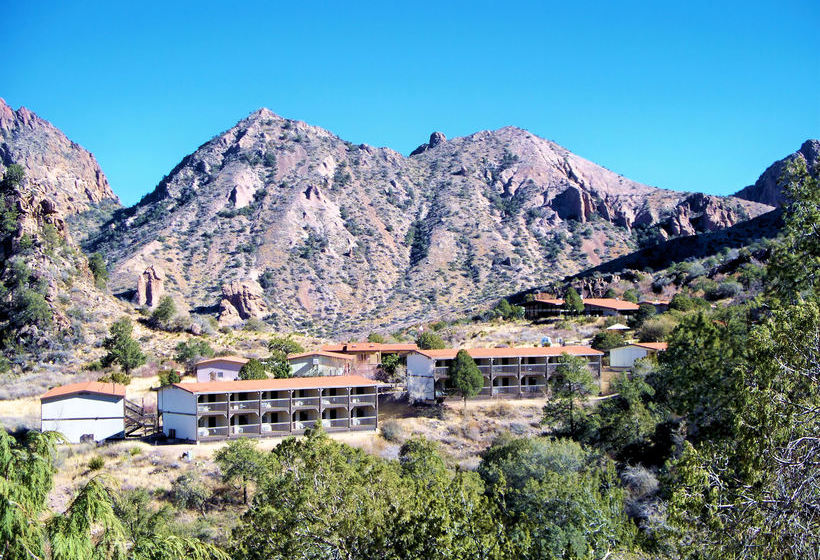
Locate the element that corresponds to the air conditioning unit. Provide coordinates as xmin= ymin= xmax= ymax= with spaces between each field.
xmin=312 ymin=358 xmax=319 ymax=365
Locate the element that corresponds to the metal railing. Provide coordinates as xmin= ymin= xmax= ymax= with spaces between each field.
xmin=350 ymin=416 xmax=377 ymax=427
xmin=492 ymin=385 xmax=521 ymax=394
xmin=231 ymin=423 xmax=260 ymax=435
xmin=292 ymin=420 xmax=318 ymax=431
xmin=493 ymin=365 xmax=519 ymax=374
xmin=292 ymin=397 xmax=321 ymax=408
xmin=321 ymin=395 xmax=349 ymax=406
xmin=520 ymin=384 xmax=547 ymax=393
xmin=230 ymin=401 xmax=259 ymax=411
xmin=321 ymin=418 xmax=351 ymax=428
xmin=350 ymin=394 xmax=376 ymax=405
xmin=520 ymin=364 xmax=547 ymax=374
xmin=261 ymin=398 xmax=290 ymax=409
xmin=198 ymin=426 xmax=229 ymax=438
xmin=260 ymin=421 xmax=291 ymax=433
xmin=434 ymin=367 xmax=450 ymax=377
xmin=197 ymin=402 xmax=228 ymax=413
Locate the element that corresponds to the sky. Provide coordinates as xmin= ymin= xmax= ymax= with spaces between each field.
xmin=3 ymin=1 xmax=819 ymax=206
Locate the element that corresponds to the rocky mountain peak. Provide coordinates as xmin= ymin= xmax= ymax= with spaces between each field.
xmin=0 ymin=99 xmax=119 ymax=216
xmin=410 ymin=131 xmax=447 ymax=156
xmin=734 ymin=139 xmax=819 ymax=206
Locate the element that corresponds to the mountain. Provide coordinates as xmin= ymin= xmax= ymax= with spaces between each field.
xmin=0 ymin=99 xmax=123 ymax=377
xmin=89 ymin=109 xmax=772 ymax=336
xmin=0 ymin=98 xmax=119 ymax=214
xmin=734 ymin=139 xmax=819 ymax=206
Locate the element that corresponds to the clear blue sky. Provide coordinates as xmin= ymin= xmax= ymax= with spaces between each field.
xmin=4 ymin=1 xmax=819 ymax=206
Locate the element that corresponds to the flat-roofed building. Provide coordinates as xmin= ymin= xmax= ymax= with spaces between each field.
xmin=195 ymin=356 xmax=249 ymax=382
xmin=581 ymin=298 xmax=640 ymax=316
xmin=522 ymin=295 xmax=640 ymax=319
xmin=41 ymin=382 xmax=126 ymax=443
xmin=287 ymin=351 xmax=354 ymax=377
xmin=407 ymin=346 xmax=603 ymax=403
xmin=320 ymin=342 xmax=418 ymax=378
xmin=522 ymin=294 xmax=565 ymax=320
xmin=609 ymin=342 xmax=668 ymax=369
xmin=157 ymin=375 xmax=381 ymax=442
xmin=638 ymin=299 xmax=671 ymax=313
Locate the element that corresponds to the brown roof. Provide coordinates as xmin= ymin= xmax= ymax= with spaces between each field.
xmin=414 ymin=346 xmax=603 ymax=360
xmin=528 ymin=294 xmax=564 ymax=305
xmin=582 ymin=298 xmax=640 ymax=311
xmin=320 ymin=342 xmax=418 ymax=353
xmin=632 ymin=342 xmax=669 ymax=351
xmin=195 ymin=356 xmax=249 ymax=367
xmin=41 ymin=381 xmax=126 ymax=400
xmin=167 ymin=375 xmax=382 ymax=394
xmin=287 ymin=351 xmax=355 ymax=361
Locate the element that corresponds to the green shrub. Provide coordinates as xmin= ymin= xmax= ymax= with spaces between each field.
xmin=416 ymin=331 xmax=445 ymax=350
xmin=88 ymin=456 xmax=105 ymax=471
xmin=380 ymin=420 xmax=403 ymax=443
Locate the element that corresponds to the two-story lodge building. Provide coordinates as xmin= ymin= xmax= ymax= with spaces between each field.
xmin=157 ymin=375 xmax=381 ymax=442
xmin=406 ymin=346 xmax=603 ymax=403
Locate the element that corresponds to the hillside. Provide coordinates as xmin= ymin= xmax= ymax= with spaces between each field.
xmin=0 ymin=100 xmax=124 ymax=376
xmin=88 ymin=109 xmax=771 ymax=336
xmin=735 ymin=139 xmax=819 ymax=206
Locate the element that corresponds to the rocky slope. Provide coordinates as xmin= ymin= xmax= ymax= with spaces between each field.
xmin=0 ymin=100 xmax=124 ymax=374
xmin=735 ymin=139 xmax=819 ymax=206
xmin=89 ymin=109 xmax=772 ymax=336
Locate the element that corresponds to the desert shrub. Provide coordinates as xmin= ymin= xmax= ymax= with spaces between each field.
xmin=622 ymin=289 xmax=639 ymax=303
xmin=367 ymin=332 xmax=385 ymax=343
xmin=638 ymin=316 xmax=677 ymax=342
xmin=158 ymin=369 xmax=181 ymax=386
xmin=88 ymin=456 xmax=105 ymax=471
xmin=98 ymin=371 xmax=132 ymax=385
xmin=149 ymin=296 xmax=177 ymax=330
xmin=416 ymin=331 xmax=445 ymax=350
xmin=170 ymin=472 xmax=211 ymax=514
xmin=591 ymin=330 xmax=625 ymax=352
xmin=242 ymin=317 xmax=267 ymax=332
xmin=380 ymin=420 xmax=403 ymax=443
xmin=704 ymin=280 xmax=743 ymax=301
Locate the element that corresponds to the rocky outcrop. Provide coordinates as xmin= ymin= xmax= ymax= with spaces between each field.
xmin=218 ymin=280 xmax=268 ymax=325
xmin=0 ymin=98 xmax=119 ymax=216
xmin=409 ymin=131 xmax=447 ymax=156
xmin=133 ymin=266 xmax=165 ymax=307
xmin=734 ymin=140 xmax=820 ymax=207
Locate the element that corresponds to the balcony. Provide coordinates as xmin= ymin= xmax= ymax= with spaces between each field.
xmin=292 ymin=397 xmax=321 ymax=409
xmin=321 ymin=395 xmax=349 ymax=406
xmin=321 ymin=418 xmax=351 ymax=430
xmin=229 ymin=401 xmax=259 ymax=412
xmin=292 ymin=420 xmax=318 ymax=431
xmin=520 ymin=384 xmax=546 ymax=394
xmin=260 ymin=421 xmax=291 ymax=434
xmin=492 ymin=385 xmax=521 ymax=395
xmin=197 ymin=426 xmax=229 ymax=439
xmin=261 ymin=398 xmax=289 ymax=410
xmin=433 ymin=366 xmax=450 ymax=378
xmin=350 ymin=394 xmax=376 ymax=405
xmin=493 ymin=364 xmax=519 ymax=374
xmin=197 ymin=402 xmax=228 ymax=414
xmin=350 ymin=416 xmax=377 ymax=429
xmin=520 ymin=364 xmax=547 ymax=375
xmin=230 ymin=423 xmax=260 ymax=435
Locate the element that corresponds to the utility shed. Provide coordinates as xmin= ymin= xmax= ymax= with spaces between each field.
xmin=287 ymin=351 xmax=354 ymax=377
xmin=609 ymin=342 xmax=669 ymax=369
xmin=40 ymin=382 xmax=126 ymax=443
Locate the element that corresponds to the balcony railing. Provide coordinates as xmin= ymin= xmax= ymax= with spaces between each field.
xmin=321 ymin=418 xmax=351 ymax=429
xmin=350 ymin=394 xmax=376 ymax=405
xmin=292 ymin=420 xmax=318 ymax=431
xmin=350 ymin=416 xmax=377 ymax=427
xmin=520 ymin=364 xmax=547 ymax=374
xmin=434 ymin=366 xmax=450 ymax=378
xmin=231 ymin=423 xmax=260 ymax=435
xmin=321 ymin=395 xmax=349 ymax=406
xmin=197 ymin=402 xmax=228 ymax=413
xmin=198 ymin=426 xmax=229 ymax=438
xmin=521 ymin=384 xmax=547 ymax=393
xmin=261 ymin=398 xmax=290 ymax=410
xmin=230 ymin=401 xmax=259 ymax=411
xmin=492 ymin=385 xmax=521 ymax=394
xmin=493 ymin=365 xmax=519 ymax=374
xmin=292 ymin=397 xmax=321 ymax=408
xmin=260 ymin=421 xmax=291 ymax=434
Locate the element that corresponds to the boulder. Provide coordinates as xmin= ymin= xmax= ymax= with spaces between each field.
xmin=134 ymin=265 xmax=165 ymax=308
xmin=218 ymin=280 xmax=269 ymax=325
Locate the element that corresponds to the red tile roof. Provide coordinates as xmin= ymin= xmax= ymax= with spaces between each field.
xmin=321 ymin=343 xmax=418 ymax=353
xmin=529 ymin=294 xmax=564 ymax=305
xmin=41 ymin=381 xmax=126 ymax=400
xmin=168 ymin=375 xmax=382 ymax=394
xmin=582 ymin=298 xmax=640 ymax=311
xmin=632 ymin=342 xmax=669 ymax=351
xmin=287 ymin=351 xmax=355 ymax=361
xmin=414 ymin=346 xmax=603 ymax=360
xmin=195 ymin=356 xmax=249 ymax=367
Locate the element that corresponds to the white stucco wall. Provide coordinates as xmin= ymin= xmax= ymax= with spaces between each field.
xmin=157 ymin=386 xmax=198 ymax=440
xmin=41 ymin=393 xmax=124 ymax=443
xmin=195 ymin=361 xmax=244 ymax=382
xmin=406 ymin=353 xmax=435 ymax=402
xmin=609 ymin=346 xmax=649 ymax=369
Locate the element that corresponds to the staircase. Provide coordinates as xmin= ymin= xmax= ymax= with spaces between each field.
xmin=124 ymin=399 xmax=157 ymax=438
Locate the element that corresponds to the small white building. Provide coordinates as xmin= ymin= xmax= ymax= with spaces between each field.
xmin=195 ymin=356 xmax=248 ymax=382
xmin=287 ymin=351 xmax=354 ymax=377
xmin=40 ymin=381 xmax=127 ymax=443
xmin=609 ymin=342 xmax=668 ymax=369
